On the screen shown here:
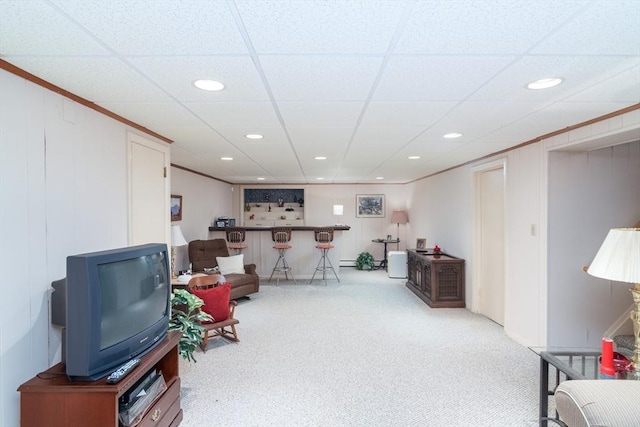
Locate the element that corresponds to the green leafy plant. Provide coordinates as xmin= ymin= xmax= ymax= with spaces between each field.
xmin=355 ymin=251 xmax=375 ymax=270
xmin=169 ymin=289 xmax=213 ymax=363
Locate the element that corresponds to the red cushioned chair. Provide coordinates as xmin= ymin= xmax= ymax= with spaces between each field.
xmin=188 ymin=275 xmax=239 ymax=352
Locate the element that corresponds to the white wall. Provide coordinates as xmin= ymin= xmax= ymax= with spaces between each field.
xmin=170 ymin=167 xmax=233 ymax=271
xmin=547 ymin=142 xmax=640 ymax=347
xmin=0 ymin=69 xmax=166 ymax=427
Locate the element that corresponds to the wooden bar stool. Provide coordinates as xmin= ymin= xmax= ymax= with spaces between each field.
xmin=310 ymin=227 xmax=340 ymax=284
xmin=268 ymin=227 xmax=296 ymax=284
xmin=225 ymin=227 xmax=248 ymax=255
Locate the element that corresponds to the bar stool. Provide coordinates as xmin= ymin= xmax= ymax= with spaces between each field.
xmin=268 ymin=227 xmax=296 ymax=284
xmin=225 ymin=227 xmax=248 ymax=255
xmin=310 ymin=227 xmax=340 ymax=284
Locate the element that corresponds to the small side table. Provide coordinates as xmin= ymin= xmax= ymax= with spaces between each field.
xmin=371 ymin=239 xmax=399 ymax=271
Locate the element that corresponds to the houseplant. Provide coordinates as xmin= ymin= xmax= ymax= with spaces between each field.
xmin=169 ymin=289 xmax=213 ymax=362
xmin=355 ymin=251 xmax=375 ymax=270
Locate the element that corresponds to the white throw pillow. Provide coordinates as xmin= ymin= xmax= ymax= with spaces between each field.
xmin=216 ymin=254 xmax=245 ymax=275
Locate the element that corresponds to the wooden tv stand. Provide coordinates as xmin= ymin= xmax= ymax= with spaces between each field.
xmin=18 ymin=331 xmax=182 ymax=427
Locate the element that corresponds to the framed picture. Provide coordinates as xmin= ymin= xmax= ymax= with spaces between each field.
xmin=215 ymin=220 xmax=226 ymax=228
xmin=416 ymin=238 xmax=427 ymax=251
xmin=356 ymin=194 xmax=385 ymax=218
xmin=171 ymin=195 xmax=182 ymax=222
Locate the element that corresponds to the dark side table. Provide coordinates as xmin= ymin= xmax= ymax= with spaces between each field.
xmin=371 ymin=238 xmax=399 ymax=271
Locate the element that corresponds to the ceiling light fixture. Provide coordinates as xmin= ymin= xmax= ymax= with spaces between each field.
xmin=257 ymin=177 xmax=265 ymax=181
xmin=408 ymin=156 xmax=420 ymax=160
xmin=193 ymin=79 xmax=225 ymax=91
xmin=314 ymin=156 xmax=327 ymax=160
xmin=245 ymin=134 xmax=263 ymax=140
xmin=376 ymin=177 xmax=384 ymax=180
xmin=220 ymin=157 xmax=233 ymax=161
xmin=526 ymin=77 xmax=563 ymax=90
xmin=317 ymin=177 xmax=324 ymax=180
xmin=444 ymin=132 xmax=463 ymax=139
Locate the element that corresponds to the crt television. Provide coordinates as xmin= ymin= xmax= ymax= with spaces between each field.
xmin=51 ymin=243 xmax=171 ymax=381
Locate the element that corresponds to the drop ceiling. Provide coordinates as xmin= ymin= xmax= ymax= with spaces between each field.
xmin=1 ymin=0 xmax=639 ymax=184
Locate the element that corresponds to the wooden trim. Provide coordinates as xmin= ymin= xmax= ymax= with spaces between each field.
xmin=407 ymin=103 xmax=640 ymax=183
xmin=170 ymin=163 xmax=233 ymax=185
xmin=0 ymin=59 xmax=173 ymax=144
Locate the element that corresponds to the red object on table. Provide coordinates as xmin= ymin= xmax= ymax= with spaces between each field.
xmin=600 ymin=337 xmax=615 ymax=377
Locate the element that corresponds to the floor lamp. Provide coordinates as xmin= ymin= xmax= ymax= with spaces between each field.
xmin=171 ymin=225 xmax=188 ymax=279
xmin=587 ymin=227 xmax=640 ymax=375
xmin=390 ymin=210 xmax=408 ymax=251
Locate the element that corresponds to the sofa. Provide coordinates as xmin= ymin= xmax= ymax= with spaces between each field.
xmin=188 ymin=239 xmax=259 ymax=300
xmin=554 ymin=379 xmax=640 ymax=426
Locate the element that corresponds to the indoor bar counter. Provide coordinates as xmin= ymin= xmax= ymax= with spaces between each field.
xmin=208 ymin=226 xmax=350 ymax=280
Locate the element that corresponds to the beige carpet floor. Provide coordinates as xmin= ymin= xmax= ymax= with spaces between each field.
xmin=178 ymin=268 xmax=540 ymax=426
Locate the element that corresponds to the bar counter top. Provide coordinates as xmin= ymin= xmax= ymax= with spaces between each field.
xmin=208 ymin=225 xmax=351 ymax=232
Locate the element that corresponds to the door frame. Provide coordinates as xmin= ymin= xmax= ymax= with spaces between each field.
xmin=471 ymin=158 xmax=507 ymax=315
xmin=127 ymin=131 xmax=171 ymax=247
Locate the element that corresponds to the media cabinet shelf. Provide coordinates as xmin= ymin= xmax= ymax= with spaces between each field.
xmin=18 ymin=331 xmax=182 ymax=427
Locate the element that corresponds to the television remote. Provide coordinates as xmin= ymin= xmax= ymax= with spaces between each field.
xmin=106 ymin=358 xmax=140 ymax=384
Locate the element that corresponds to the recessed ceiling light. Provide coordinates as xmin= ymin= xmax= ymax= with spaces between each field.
xmin=245 ymin=134 xmax=263 ymax=140
xmin=316 ymin=177 xmax=325 ymax=180
xmin=526 ymin=77 xmax=563 ymax=90
xmin=257 ymin=177 xmax=265 ymax=181
xmin=220 ymin=157 xmax=233 ymax=161
xmin=376 ymin=177 xmax=384 ymax=180
xmin=193 ymin=79 xmax=225 ymax=91
xmin=408 ymin=156 xmax=420 ymax=160
xmin=314 ymin=156 xmax=327 ymax=160
xmin=443 ymin=132 xmax=463 ymax=139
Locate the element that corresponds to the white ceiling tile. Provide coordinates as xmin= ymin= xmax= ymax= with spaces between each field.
xmin=374 ymin=56 xmax=516 ymax=101
xmin=51 ymin=0 xmax=248 ymax=55
xmin=396 ymin=0 xmax=586 ymax=55
xmin=130 ymin=56 xmax=269 ymax=102
xmin=360 ymin=102 xmax=456 ymax=127
xmin=236 ymin=0 xmax=408 ymax=54
xmin=260 ymin=56 xmax=383 ymax=101
xmin=532 ymin=1 xmax=640 ymax=56
xmin=278 ymin=102 xmax=364 ymax=127
xmin=470 ymin=56 xmax=640 ymax=102
xmin=0 ymin=1 xmax=110 ymax=55
xmin=187 ymin=102 xmax=281 ymax=128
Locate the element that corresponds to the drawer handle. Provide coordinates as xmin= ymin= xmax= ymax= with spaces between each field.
xmin=151 ymin=408 xmax=161 ymax=421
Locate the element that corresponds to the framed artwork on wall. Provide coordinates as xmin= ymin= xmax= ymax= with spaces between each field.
xmin=356 ymin=194 xmax=385 ymax=218
xmin=171 ymin=195 xmax=182 ymax=222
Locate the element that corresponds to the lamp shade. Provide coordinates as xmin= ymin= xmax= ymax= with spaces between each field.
xmin=171 ymin=225 xmax=188 ymax=247
xmin=587 ymin=228 xmax=640 ymax=283
xmin=333 ymin=205 xmax=344 ymax=216
xmin=390 ymin=210 xmax=408 ymax=225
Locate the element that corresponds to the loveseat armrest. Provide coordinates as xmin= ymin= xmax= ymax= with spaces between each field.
xmin=244 ymin=263 xmax=257 ymax=275
xmin=555 ymin=380 xmax=640 ymax=427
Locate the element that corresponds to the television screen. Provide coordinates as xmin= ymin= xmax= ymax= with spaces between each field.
xmin=98 ymin=252 xmax=168 ymax=350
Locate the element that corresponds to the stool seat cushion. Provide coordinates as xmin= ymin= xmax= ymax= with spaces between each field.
xmin=316 ymin=243 xmax=334 ymax=249
xmin=274 ymin=244 xmax=292 ymax=249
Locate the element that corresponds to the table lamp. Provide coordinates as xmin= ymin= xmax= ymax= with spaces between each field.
xmin=390 ymin=210 xmax=408 ymax=250
xmin=587 ymin=227 xmax=640 ymax=374
xmin=171 ymin=225 xmax=188 ymax=279
xmin=333 ymin=204 xmax=343 ymax=226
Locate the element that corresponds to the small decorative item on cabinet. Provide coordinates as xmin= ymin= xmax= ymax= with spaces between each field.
xmin=250 ymin=214 xmax=255 ymax=220
xmin=285 ymin=207 xmax=294 ymax=212
xmin=278 ymin=198 xmax=284 ymax=207
xmin=280 ymin=215 xmax=286 ymax=219
xmin=245 ymin=203 xmax=251 ymax=212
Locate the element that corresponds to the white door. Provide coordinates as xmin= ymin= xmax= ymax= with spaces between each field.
xmin=478 ymin=167 xmax=505 ymax=325
xmin=128 ymin=133 xmax=170 ymax=246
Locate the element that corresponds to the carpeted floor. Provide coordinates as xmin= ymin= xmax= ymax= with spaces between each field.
xmin=179 ymin=269 xmax=540 ymax=426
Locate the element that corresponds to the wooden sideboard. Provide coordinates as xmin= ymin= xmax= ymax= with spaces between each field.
xmin=18 ymin=331 xmax=182 ymax=427
xmin=406 ymin=250 xmax=465 ymax=308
